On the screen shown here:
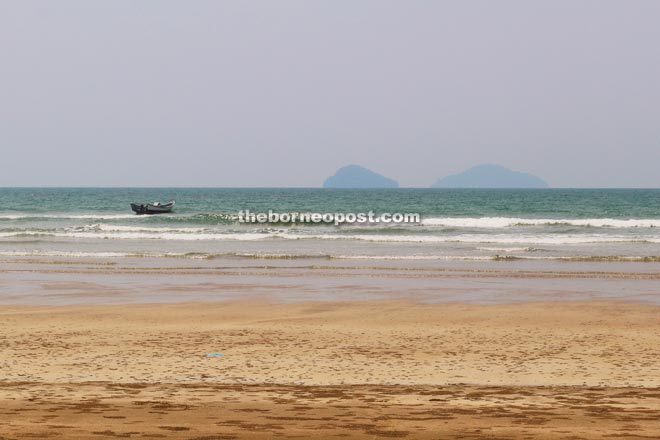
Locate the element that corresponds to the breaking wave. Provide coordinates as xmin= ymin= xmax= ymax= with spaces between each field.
xmin=421 ymin=217 xmax=660 ymax=228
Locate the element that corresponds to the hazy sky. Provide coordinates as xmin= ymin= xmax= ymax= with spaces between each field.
xmin=1 ymin=1 xmax=659 ymax=187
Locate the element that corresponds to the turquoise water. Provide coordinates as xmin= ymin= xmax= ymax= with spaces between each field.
xmin=4 ymin=188 xmax=660 ymax=218
xmin=2 ymin=188 xmax=660 ymax=261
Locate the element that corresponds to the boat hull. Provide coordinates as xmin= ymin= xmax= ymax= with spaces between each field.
xmin=131 ymin=201 xmax=175 ymax=215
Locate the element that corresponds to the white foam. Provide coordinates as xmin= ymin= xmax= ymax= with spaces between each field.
xmin=0 ymin=250 xmax=135 ymax=258
xmin=69 ymin=231 xmax=268 ymax=241
xmin=476 ymin=247 xmax=538 ymax=252
xmin=3 ymin=228 xmax=660 ymax=245
xmin=0 ymin=213 xmax=142 ymax=220
xmin=0 ymin=231 xmax=270 ymax=241
xmin=421 ymin=217 xmax=660 ymax=228
xmin=0 ymin=250 xmax=213 ymax=259
xmin=333 ymin=255 xmax=494 ymax=261
xmin=80 ymin=224 xmax=209 ymax=233
xmin=290 ymin=233 xmax=660 ymax=245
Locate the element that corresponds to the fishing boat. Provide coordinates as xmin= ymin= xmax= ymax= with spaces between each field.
xmin=130 ymin=200 xmax=175 ymax=215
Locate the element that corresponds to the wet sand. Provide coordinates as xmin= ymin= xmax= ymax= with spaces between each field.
xmin=1 ymin=257 xmax=660 ymax=438
xmin=3 ymin=256 xmax=660 ymax=305
xmin=2 ymin=382 xmax=660 ymax=439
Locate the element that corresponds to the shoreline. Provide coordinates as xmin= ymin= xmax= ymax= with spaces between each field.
xmin=3 ymin=256 xmax=660 ymax=306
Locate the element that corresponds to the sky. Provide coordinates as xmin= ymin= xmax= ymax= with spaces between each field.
xmin=1 ymin=1 xmax=659 ymax=187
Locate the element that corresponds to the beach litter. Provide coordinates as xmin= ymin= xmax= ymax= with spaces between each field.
xmin=205 ymin=353 xmax=224 ymax=358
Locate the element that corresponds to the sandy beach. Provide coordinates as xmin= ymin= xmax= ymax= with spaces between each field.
xmin=2 ymin=257 xmax=660 ymax=440
xmin=4 ymin=0 xmax=660 ymax=436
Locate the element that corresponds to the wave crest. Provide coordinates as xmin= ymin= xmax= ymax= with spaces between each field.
xmin=421 ymin=217 xmax=660 ymax=228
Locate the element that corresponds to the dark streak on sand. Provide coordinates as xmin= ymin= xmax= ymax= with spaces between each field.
xmin=1 ymin=382 xmax=659 ymax=439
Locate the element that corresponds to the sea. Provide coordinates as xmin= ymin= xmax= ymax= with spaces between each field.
xmin=2 ymin=187 xmax=660 ymax=263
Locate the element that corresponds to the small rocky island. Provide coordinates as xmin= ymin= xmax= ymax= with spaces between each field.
xmin=323 ymin=165 xmax=399 ymax=188
xmin=432 ymin=164 xmax=548 ymax=188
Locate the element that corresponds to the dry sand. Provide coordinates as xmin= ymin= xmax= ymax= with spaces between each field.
xmin=1 ymin=300 xmax=660 ymax=439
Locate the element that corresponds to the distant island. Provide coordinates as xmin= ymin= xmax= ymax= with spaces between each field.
xmin=432 ymin=164 xmax=548 ymax=188
xmin=323 ymin=165 xmax=399 ymax=188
